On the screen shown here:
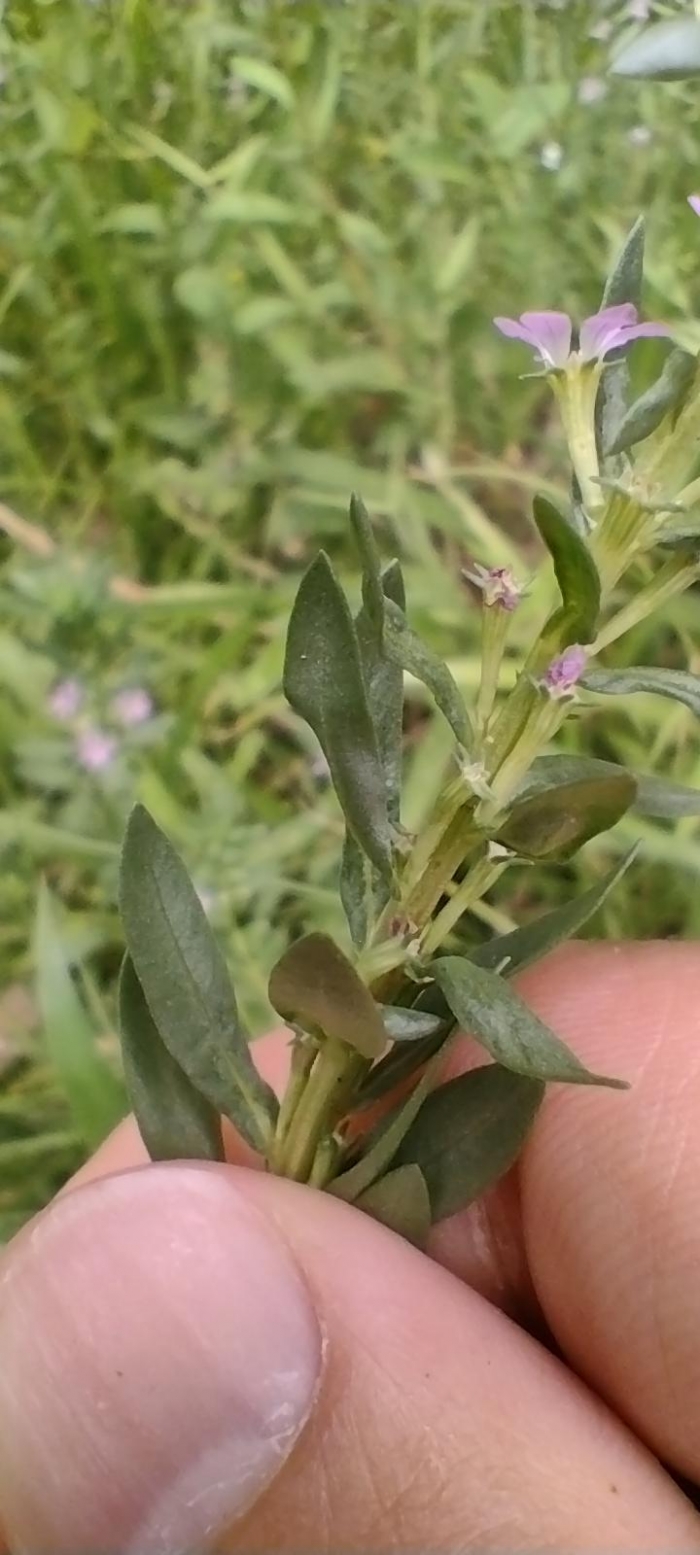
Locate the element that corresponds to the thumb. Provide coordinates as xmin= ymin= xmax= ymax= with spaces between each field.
xmin=0 ymin=1163 xmax=697 ymax=1555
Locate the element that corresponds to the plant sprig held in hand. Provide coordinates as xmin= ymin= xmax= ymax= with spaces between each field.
xmin=117 ymin=201 xmax=700 ymax=1250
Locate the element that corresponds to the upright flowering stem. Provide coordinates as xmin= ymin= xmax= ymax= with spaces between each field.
xmin=550 ymin=362 xmax=604 ymax=516
xmin=465 ymin=564 xmax=523 ymax=735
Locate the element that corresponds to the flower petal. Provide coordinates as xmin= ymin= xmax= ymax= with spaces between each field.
xmin=493 ymin=316 xmax=540 ymax=348
xmin=519 ymin=310 xmax=572 ymax=367
xmin=610 ymin=321 xmax=671 ymax=352
xmin=689 ymin=195 xmax=700 ymax=217
xmin=579 ymin=304 xmax=638 ymax=360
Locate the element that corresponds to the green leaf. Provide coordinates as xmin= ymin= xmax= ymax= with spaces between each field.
xmin=610 ymin=18 xmax=700 ymax=80
xmin=119 ymin=956 xmax=224 ymax=1163
xmin=383 ymin=597 xmax=472 ymax=749
xmin=380 ymin=1006 xmax=445 ymax=1042
xmin=331 ymin=1044 xmax=449 ymax=1201
xmin=496 ymin=764 xmax=636 ymax=860
xmin=229 ymin=54 xmax=295 ymax=106
xmin=469 ymin=848 xmax=638 ymax=976
xmin=339 ymin=833 xmax=374 ymax=950
xmin=605 ymin=348 xmax=696 ymax=456
xmin=356 ymin=1163 xmax=432 ymax=1247
xmin=582 ymin=666 xmax=700 ymax=720
xmin=633 ymin=771 xmax=700 ymax=818
xmin=532 ymin=495 xmax=600 ymax=644
xmin=119 ymin=805 xmax=277 ymax=1153
xmin=268 ymin=932 xmax=385 ymax=1059
xmin=284 ymin=552 xmax=393 ymax=880
xmin=597 ymin=216 xmax=645 ymax=454
xmin=394 ymin=1065 xmax=544 ymax=1223
xmin=432 ymin=957 xmax=627 ymax=1087
xmin=656 ymin=519 xmax=700 ymax=553
xmin=34 ymin=883 xmax=125 ymax=1149
xmin=356 ymin=1026 xmax=449 ymax=1109
xmin=350 ymin=492 xmax=385 ymax=634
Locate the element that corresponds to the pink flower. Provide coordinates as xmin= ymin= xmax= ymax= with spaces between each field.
xmin=48 ymin=678 xmax=83 ymax=721
xmin=540 ymin=646 xmax=588 ymax=699
xmin=76 ymin=727 xmax=117 ymax=771
xmin=688 ymin=195 xmax=700 ymax=218
xmin=111 ymin=687 xmax=153 ymax=727
xmin=493 ymin=304 xmax=669 ymax=370
xmin=464 ymin=563 xmax=523 ymax=611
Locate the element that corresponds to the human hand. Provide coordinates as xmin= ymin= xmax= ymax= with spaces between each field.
xmin=1 ymin=942 xmax=699 ymax=1553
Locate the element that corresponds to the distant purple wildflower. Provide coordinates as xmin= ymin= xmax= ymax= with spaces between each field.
xmin=464 ymin=563 xmax=523 ymax=611
xmin=76 ymin=727 xmax=117 ymax=772
xmin=540 ymin=646 xmax=588 ymax=699
xmin=111 ymin=687 xmax=154 ymax=727
xmin=493 ymin=304 xmax=669 ymax=370
xmin=48 ymin=678 xmax=83 ymax=721
xmin=688 ymin=195 xmax=700 ymax=218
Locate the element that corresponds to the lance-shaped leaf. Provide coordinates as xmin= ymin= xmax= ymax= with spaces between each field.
xmin=119 ymin=804 xmax=277 ymax=1153
xmin=597 ymin=216 xmax=645 ymax=455
xmin=524 ymin=752 xmax=700 ymax=822
xmin=532 ymin=495 xmax=600 ymax=644
xmin=349 ymin=491 xmax=385 ymax=633
xmin=339 ymin=834 xmax=374 ymax=951
xmin=469 ymin=847 xmax=638 ymax=977
xmin=582 ymin=665 xmax=700 ymax=720
xmin=633 ymin=771 xmax=700 ymax=818
xmin=656 ymin=519 xmax=700 ymax=553
xmin=356 ymin=1024 xmax=450 ymax=1109
xmin=394 ymin=1065 xmax=544 ymax=1223
xmin=119 ymin=955 xmax=224 ymax=1163
xmin=383 ymin=596 xmax=472 ymax=749
xmin=284 ymin=551 xmax=393 ymax=881
xmin=605 ymin=348 xmax=696 ymax=457
xmin=496 ymin=763 xmax=636 ymax=860
xmin=356 ymin=1163 xmax=432 ymax=1247
xmin=610 ymin=17 xmax=700 ymax=80
xmin=268 ymin=932 xmax=385 ymax=1059
xmin=432 ymin=956 xmax=627 ymax=1088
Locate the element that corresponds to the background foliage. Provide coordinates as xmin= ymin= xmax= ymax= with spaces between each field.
xmin=2 ymin=0 xmax=700 ymax=1234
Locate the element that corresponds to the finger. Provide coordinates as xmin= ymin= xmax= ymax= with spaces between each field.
xmin=517 ymin=941 xmax=700 ymax=1485
xmin=0 ymin=1163 xmax=697 ymax=1554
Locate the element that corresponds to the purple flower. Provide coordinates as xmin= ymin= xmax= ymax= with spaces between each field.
xmin=48 ymin=678 xmax=83 ymax=721
xmin=494 ymin=304 xmax=669 ymax=370
xmin=540 ymin=645 xmax=588 ymax=699
xmin=688 ymin=195 xmax=700 ymax=218
xmin=111 ymin=687 xmax=154 ymax=727
xmin=76 ymin=727 xmax=117 ymax=772
xmin=464 ymin=563 xmax=523 ymax=611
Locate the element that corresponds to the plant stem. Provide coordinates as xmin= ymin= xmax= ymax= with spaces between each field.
xmin=420 ymin=857 xmax=507 ymax=954
xmin=276 ymin=1036 xmax=366 ymax=1182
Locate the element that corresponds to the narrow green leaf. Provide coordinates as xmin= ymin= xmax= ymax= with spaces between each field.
xmin=605 ymin=348 xmax=696 ymax=456
xmin=597 ymin=216 xmax=645 ymax=454
xmin=268 ymin=932 xmax=385 ymax=1059
xmin=284 ymin=552 xmax=393 ymax=880
xmin=356 ymin=1163 xmax=432 ymax=1247
xmin=383 ymin=597 xmax=472 ymax=749
xmin=432 ymin=956 xmax=627 ymax=1088
xmin=394 ymin=1065 xmax=544 ymax=1223
xmin=380 ymin=1006 xmax=445 ymax=1042
xmin=119 ymin=805 xmax=277 ymax=1152
xmin=610 ymin=18 xmax=700 ymax=80
xmin=469 ymin=848 xmax=638 ymax=976
xmin=356 ymin=558 xmax=406 ymax=821
xmin=582 ymin=666 xmax=700 ymax=720
xmin=524 ymin=752 xmax=700 ymax=822
xmin=339 ymin=833 xmax=374 ymax=950
xmin=34 ymin=883 xmax=125 ymax=1149
xmin=331 ymin=1044 xmax=449 ymax=1201
xmin=633 ymin=771 xmax=700 ymax=818
xmin=119 ymin=956 xmax=224 ymax=1163
xmin=656 ymin=519 xmax=700 ymax=553
xmin=532 ymin=495 xmax=600 ymax=643
xmin=356 ymin=1027 xmax=448 ymax=1109
xmin=496 ymin=766 xmax=636 ymax=860
xmin=349 ymin=492 xmax=385 ymax=634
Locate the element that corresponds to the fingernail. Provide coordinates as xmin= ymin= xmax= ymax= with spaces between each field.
xmin=0 ymin=1165 xmax=323 ymax=1554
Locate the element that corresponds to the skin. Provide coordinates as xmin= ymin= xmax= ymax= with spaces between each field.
xmin=2 ymin=941 xmax=700 ymax=1552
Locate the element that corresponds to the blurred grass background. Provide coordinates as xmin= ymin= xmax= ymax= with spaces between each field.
xmin=2 ymin=0 xmax=700 ymax=1234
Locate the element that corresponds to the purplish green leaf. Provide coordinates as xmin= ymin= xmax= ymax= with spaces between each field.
xmin=268 ymin=932 xmax=385 ymax=1059
xmin=532 ymin=495 xmax=600 ymax=644
xmin=383 ymin=597 xmax=472 ymax=749
xmin=496 ymin=763 xmax=636 ymax=859
xmin=356 ymin=1163 xmax=432 ymax=1247
xmin=605 ymin=348 xmax=696 ymax=456
xmin=469 ymin=848 xmax=638 ymax=976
